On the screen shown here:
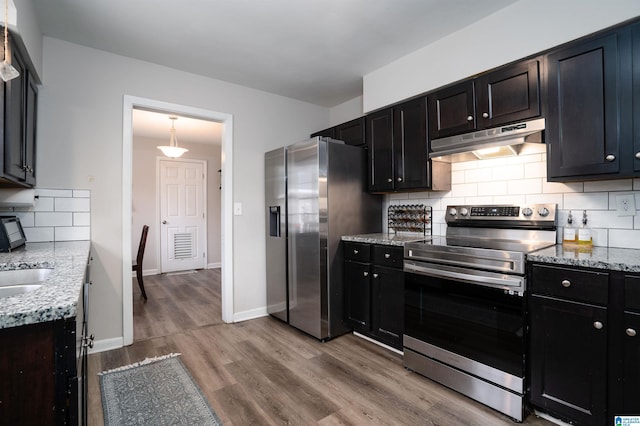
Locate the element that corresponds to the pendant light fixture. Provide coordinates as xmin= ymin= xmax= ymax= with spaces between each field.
xmin=0 ymin=0 xmax=19 ymax=82
xmin=157 ymin=116 xmax=188 ymax=158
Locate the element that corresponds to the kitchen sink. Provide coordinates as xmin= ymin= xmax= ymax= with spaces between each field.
xmin=0 ymin=268 xmax=53 ymax=298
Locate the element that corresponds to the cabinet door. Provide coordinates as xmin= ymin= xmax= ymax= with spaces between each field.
xmin=3 ymin=40 xmax=26 ymax=182
xmin=632 ymin=24 xmax=640 ymax=172
xmin=621 ymin=311 xmax=640 ymax=415
xmin=371 ymin=265 xmax=403 ymax=349
xmin=344 ymin=260 xmax=371 ymax=332
xmin=529 ymin=295 xmax=607 ymax=425
xmin=393 ymin=97 xmax=429 ymax=191
xmin=546 ymin=32 xmax=620 ymax=180
xmin=24 ymin=72 xmax=37 ymax=186
xmin=366 ymin=108 xmax=394 ymax=192
xmin=335 ymin=117 xmax=366 ymax=147
xmin=476 ymin=59 xmax=540 ymax=128
xmin=427 ymin=80 xmax=475 ymax=140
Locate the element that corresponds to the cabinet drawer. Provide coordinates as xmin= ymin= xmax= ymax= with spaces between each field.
xmin=372 ymin=245 xmax=404 ymax=269
xmin=531 ymin=264 xmax=608 ymax=305
xmin=344 ymin=242 xmax=371 ymax=263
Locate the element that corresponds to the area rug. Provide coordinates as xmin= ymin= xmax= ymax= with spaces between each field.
xmin=99 ymin=353 xmax=222 ymax=425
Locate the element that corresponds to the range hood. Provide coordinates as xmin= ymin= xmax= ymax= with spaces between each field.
xmin=430 ymin=118 xmax=546 ymax=162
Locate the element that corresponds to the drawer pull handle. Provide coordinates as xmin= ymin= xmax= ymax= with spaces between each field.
xmin=373 ymin=273 xmax=379 ymax=278
xmin=363 ymin=271 xmax=368 ymax=277
xmin=561 ymin=279 xmax=571 ymax=288
xmin=384 ymin=253 xmax=391 ymax=259
xmin=353 ymin=249 xmax=358 ymax=254
xmin=593 ymin=321 xmax=603 ymax=330
xmin=627 ymin=328 xmax=637 ymax=337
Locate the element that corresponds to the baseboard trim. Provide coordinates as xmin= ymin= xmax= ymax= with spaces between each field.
xmin=89 ymin=336 xmax=124 ymax=354
xmin=233 ymin=306 xmax=268 ymax=322
xmin=131 ymin=268 xmax=159 ymax=278
xmin=207 ymin=262 xmax=221 ymax=269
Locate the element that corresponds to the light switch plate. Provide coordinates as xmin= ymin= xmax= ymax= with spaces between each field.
xmin=233 ymin=202 xmax=242 ymax=216
xmin=616 ymin=194 xmax=637 ymax=216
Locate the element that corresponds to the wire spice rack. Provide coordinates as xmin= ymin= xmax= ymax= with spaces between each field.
xmin=387 ymin=204 xmax=431 ymax=236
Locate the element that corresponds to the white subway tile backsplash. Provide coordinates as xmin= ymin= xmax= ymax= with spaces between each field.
xmin=55 ymin=197 xmax=90 ymax=212
xmin=609 ymin=229 xmax=640 ymax=249
xmin=564 ymin=192 xmax=609 ymax=210
xmin=35 ymin=189 xmax=72 ymax=197
xmin=24 ymin=227 xmax=54 ymax=243
xmin=33 ymin=197 xmax=54 ymax=212
xmin=584 ymin=179 xmax=633 ymax=192
xmin=14 ymin=212 xmax=34 ymax=227
xmin=385 ymin=155 xmax=640 ymax=248
xmin=35 ymin=212 xmax=73 ymax=227
xmin=55 ymin=227 xmax=90 ymax=241
xmin=73 ymin=190 xmax=91 ymax=198
xmin=73 ymin=212 xmax=91 ymax=226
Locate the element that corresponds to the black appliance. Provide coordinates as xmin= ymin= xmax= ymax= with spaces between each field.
xmin=403 ymin=204 xmax=557 ymax=422
xmin=0 ymin=216 xmax=27 ymax=252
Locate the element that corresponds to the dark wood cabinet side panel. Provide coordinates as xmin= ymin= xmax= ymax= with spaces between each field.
xmin=371 ymin=265 xmax=404 ymax=349
xmin=367 ymin=109 xmax=394 ymax=192
xmin=310 ymin=127 xmax=335 ymax=139
xmin=344 ymin=260 xmax=372 ymax=331
xmin=0 ymin=323 xmax=56 ymax=426
xmin=632 ymin=24 xmax=640 ymax=172
xmin=3 ymin=40 xmax=26 ymax=182
xmin=621 ymin=311 xmax=640 ymax=415
xmin=336 ymin=117 xmax=366 ymax=147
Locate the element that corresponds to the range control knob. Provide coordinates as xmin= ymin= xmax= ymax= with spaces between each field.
xmin=448 ymin=208 xmax=458 ymax=217
xmin=459 ymin=207 xmax=469 ymax=216
xmin=538 ymin=207 xmax=550 ymax=217
xmin=522 ymin=207 xmax=533 ymax=217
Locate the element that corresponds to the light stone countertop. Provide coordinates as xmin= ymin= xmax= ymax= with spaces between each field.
xmin=342 ymin=233 xmax=431 ymax=246
xmin=527 ymin=244 xmax=640 ymax=273
xmin=0 ymin=241 xmax=91 ymax=329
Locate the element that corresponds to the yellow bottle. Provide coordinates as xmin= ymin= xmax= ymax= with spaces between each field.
xmin=563 ymin=210 xmax=577 ymax=244
xmin=577 ymin=210 xmax=593 ymax=246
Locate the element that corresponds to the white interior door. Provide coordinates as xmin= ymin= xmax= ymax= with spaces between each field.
xmin=159 ymin=158 xmax=207 ymax=272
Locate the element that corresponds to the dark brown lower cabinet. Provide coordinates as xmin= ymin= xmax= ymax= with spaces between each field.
xmin=0 ymin=319 xmax=78 ymax=426
xmin=344 ymin=241 xmax=404 ymax=350
xmin=529 ymin=295 xmax=607 ymax=425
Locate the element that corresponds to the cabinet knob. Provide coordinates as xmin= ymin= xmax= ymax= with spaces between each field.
xmin=162 ymin=220 xmax=168 ymax=224
xmin=482 ymin=112 xmax=489 ymax=118
xmin=605 ymin=154 xmax=616 ymax=162
xmin=387 ymin=178 xmax=393 ymax=183
xmin=467 ymin=115 xmax=473 ymax=121
xmin=627 ymin=328 xmax=637 ymax=337
xmin=363 ymin=271 xmax=368 ymax=277
xmin=384 ymin=253 xmax=391 ymax=259
xmin=593 ymin=321 xmax=604 ymax=330
xmin=561 ymin=279 xmax=571 ymax=288
xmin=635 ymin=152 xmax=640 ymax=160
xmin=353 ymin=249 xmax=358 ymax=254
xmin=397 ymin=177 xmax=403 ymax=182
xmin=373 ymin=273 xmax=379 ymax=278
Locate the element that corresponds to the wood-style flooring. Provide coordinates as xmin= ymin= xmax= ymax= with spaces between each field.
xmin=88 ymin=270 xmax=553 ymax=425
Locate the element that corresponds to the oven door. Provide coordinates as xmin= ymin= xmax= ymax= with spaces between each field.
xmin=404 ymin=266 xmax=525 ymax=381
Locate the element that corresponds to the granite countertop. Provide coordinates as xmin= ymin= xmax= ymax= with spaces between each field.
xmin=342 ymin=233 xmax=430 ymax=246
xmin=527 ymin=244 xmax=640 ymax=273
xmin=0 ymin=241 xmax=91 ymax=329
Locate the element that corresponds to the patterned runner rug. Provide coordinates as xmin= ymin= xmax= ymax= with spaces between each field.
xmin=99 ymin=353 xmax=222 ymax=425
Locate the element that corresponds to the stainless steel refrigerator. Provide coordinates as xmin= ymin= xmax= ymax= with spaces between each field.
xmin=265 ymin=137 xmax=381 ymax=340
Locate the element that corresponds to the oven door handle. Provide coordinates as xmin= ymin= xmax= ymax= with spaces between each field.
xmin=404 ymin=261 xmax=524 ymax=292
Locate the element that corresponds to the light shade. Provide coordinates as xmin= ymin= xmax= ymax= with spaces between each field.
xmin=157 ymin=145 xmax=188 ymax=158
xmin=157 ymin=116 xmax=188 ymax=158
xmin=1 ymin=0 xmax=18 ymax=82
xmin=0 ymin=60 xmax=18 ymax=82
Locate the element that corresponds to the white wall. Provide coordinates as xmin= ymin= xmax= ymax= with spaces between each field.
xmin=132 ymin=136 xmax=222 ymax=273
xmin=363 ymin=0 xmax=640 ymax=112
xmin=14 ymin=0 xmax=42 ymax=78
xmin=37 ymin=37 xmax=328 ymax=343
xmin=385 ymin=155 xmax=640 ymax=249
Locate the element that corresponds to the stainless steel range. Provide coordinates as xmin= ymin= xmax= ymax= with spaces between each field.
xmin=403 ymin=204 xmax=557 ymax=422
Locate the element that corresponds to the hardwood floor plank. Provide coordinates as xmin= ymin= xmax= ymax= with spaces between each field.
xmin=88 ymin=270 xmax=553 ymax=425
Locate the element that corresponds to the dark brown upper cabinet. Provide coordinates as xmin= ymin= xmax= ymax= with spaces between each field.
xmin=428 ymin=58 xmax=541 ymax=140
xmin=310 ymin=117 xmax=366 ymax=147
xmin=367 ymin=96 xmax=450 ymax=193
xmin=0 ymin=31 xmax=38 ymax=187
xmin=428 ymin=59 xmax=540 ymax=139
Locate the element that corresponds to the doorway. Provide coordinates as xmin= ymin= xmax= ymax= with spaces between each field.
xmin=122 ymin=95 xmax=234 ymax=346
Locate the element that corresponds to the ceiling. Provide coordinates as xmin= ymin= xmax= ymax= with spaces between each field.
xmin=32 ymin=0 xmax=518 ymax=108
xmin=132 ymin=109 xmax=222 ymax=146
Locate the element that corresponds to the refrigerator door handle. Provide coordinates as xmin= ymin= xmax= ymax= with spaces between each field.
xmin=269 ymin=206 xmax=281 ymax=237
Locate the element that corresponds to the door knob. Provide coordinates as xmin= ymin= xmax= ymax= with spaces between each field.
xmin=627 ymin=328 xmax=637 ymax=337
xmin=593 ymin=321 xmax=603 ymax=330
xmin=162 ymin=220 xmax=168 ymax=224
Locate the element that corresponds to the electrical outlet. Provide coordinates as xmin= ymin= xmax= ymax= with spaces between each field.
xmin=616 ymin=194 xmax=637 ymax=217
